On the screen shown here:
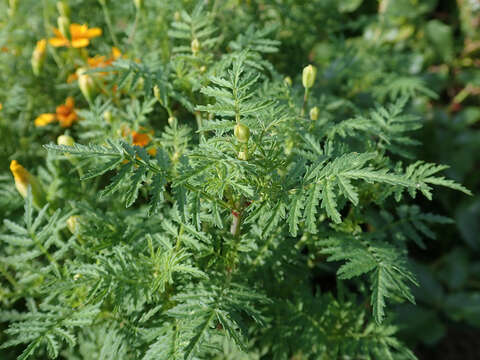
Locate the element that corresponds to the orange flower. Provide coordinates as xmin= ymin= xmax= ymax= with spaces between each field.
xmin=132 ymin=131 xmax=151 ymax=147
xmin=67 ymin=47 xmax=122 ymax=83
xmin=121 ymin=126 xmax=156 ymax=155
xmin=49 ymin=23 xmax=102 ymax=48
xmin=87 ymin=46 xmax=122 ymax=68
xmin=34 ymin=97 xmax=78 ymax=128
xmin=56 ymin=97 xmax=77 ymax=127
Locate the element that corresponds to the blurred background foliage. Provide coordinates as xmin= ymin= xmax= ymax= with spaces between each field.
xmin=0 ymin=0 xmax=479 ymax=358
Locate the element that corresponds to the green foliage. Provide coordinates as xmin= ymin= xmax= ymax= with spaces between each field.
xmin=1 ymin=0 xmax=478 ymax=359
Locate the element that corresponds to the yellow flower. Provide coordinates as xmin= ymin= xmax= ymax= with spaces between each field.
xmin=34 ymin=97 xmax=78 ymax=128
xmin=10 ymin=160 xmax=45 ymax=207
xmin=49 ymin=23 xmax=102 ymax=48
xmin=35 ymin=113 xmax=56 ymax=127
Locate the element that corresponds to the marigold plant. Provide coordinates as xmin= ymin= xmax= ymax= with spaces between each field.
xmin=0 ymin=1 xmax=479 ymax=360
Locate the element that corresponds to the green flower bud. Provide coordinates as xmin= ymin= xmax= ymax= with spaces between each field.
xmin=56 ymin=1 xmax=70 ymax=18
xmin=103 ymin=110 xmax=113 ymax=123
xmin=284 ymin=76 xmax=292 ymax=87
xmin=133 ymin=0 xmax=143 ymax=10
xmin=309 ymin=106 xmax=319 ymax=121
xmin=191 ymin=38 xmax=200 ymax=55
xmin=238 ymin=151 xmax=248 ymax=161
xmin=168 ymin=116 xmax=177 ymax=127
xmin=8 ymin=0 xmax=18 ymax=17
xmin=302 ymin=64 xmax=317 ymax=89
xmin=57 ymin=16 xmax=70 ymax=39
xmin=31 ymin=39 xmax=47 ymax=76
xmin=67 ymin=215 xmax=80 ymax=234
xmin=57 ymin=134 xmax=75 ymax=146
xmin=153 ymin=85 xmax=163 ymax=104
xmin=234 ymin=123 xmax=250 ymax=143
xmin=77 ymin=67 xmax=96 ymax=102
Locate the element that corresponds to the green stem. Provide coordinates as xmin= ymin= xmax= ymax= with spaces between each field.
xmin=128 ymin=10 xmax=140 ymax=44
xmin=301 ymin=87 xmax=310 ymax=117
xmin=42 ymin=0 xmax=64 ymax=71
xmin=31 ymin=231 xmax=61 ymax=277
xmin=0 ymin=263 xmax=18 ymax=289
xmin=99 ymin=0 xmax=119 ymax=48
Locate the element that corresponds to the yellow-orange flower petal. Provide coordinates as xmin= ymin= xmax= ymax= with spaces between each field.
xmin=56 ymin=97 xmax=77 ymax=127
xmin=85 ymin=27 xmax=102 ymax=39
xmin=112 ymin=47 xmax=122 ymax=59
xmin=49 ymin=23 xmax=101 ymax=48
xmin=71 ymin=38 xmax=90 ymax=48
xmin=49 ymin=37 xmax=69 ymax=47
xmin=132 ymin=131 xmax=151 ymax=147
xmin=35 ymin=113 xmax=56 ymax=127
xmin=10 ymin=160 xmax=30 ymax=198
xmin=147 ymin=147 xmax=157 ymax=156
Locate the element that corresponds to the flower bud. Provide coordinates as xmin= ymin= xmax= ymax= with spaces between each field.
xmin=153 ymin=85 xmax=162 ymax=103
xmin=56 ymin=1 xmax=70 ymax=17
xmin=103 ymin=110 xmax=113 ymax=123
xmin=67 ymin=215 xmax=80 ymax=233
xmin=57 ymin=16 xmax=70 ymax=39
xmin=8 ymin=0 xmax=18 ymax=17
xmin=238 ymin=151 xmax=248 ymax=161
xmin=31 ymin=39 xmax=47 ymax=76
xmin=57 ymin=134 xmax=75 ymax=146
xmin=10 ymin=160 xmax=46 ymax=208
xmin=284 ymin=76 xmax=292 ymax=87
xmin=191 ymin=38 xmax=200 ymax=55
xmin=174 ymin=11 xmax=181 ymax=22
xmin=77 ymin=67 xmax=96 ymax=102
xmin=309 ymin=106 xmax=319 ymax=121
xmin=168 ymin=116 xmax=177 ymax=127
xmin=133 ymin=0 xmax=143 ymax=10
xmin=234 ymin=123 xmax=250 ymax=143
xmin=302 ymin=64 xmax=317 ymax=89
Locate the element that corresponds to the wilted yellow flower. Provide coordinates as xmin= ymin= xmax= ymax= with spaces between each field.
xmin=49 ymin=23 xmax=102 ymax=48
xmin=10 ymin=160 xmax=45 ymax=207
xmin=32 ymin=39 xmax=47 ymax=76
